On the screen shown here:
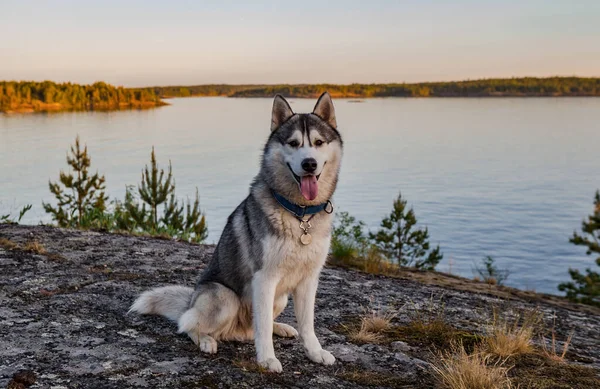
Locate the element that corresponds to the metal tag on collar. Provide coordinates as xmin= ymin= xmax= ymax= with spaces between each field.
xmin=299 ymin=219 xmax=312 ymax=245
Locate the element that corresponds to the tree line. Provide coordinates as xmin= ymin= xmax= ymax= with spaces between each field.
xmin=151 ymin=77 xmax=600 ymax=98
xmin=0 ymin=81 xmax=166 ymax=113
xmin=3 ymin=78 xmax=598 ymax=113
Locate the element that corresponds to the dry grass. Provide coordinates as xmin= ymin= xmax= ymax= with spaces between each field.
xmin=1 ymin=237 xmax=65 ymax=261
xmin=362 ymin=247 xmax=399 ymax=275
xmin=0 ymin=237 xmax=18 ymax=250
xmin=348 ymin=321 xmax=385 ymax=344
xmin=22 ymin=240 xmax=47 ymax=254
xmin=484 ymin=309 xmax=540 ymax=358
xmin=363 ymin=308 xmax=396 ymax=332
xmin=330 ymin=246 xmax=400 ymax=277
xmin=432 ymin=343 xmax=513 ymax=389
xmin=347 ymin=306 xmax=396 ymax=344
xmin=539 ymin=322 xmax=573 ymax=363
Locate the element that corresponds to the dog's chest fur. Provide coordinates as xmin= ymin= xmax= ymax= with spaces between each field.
xmin=263 ymin=208 xmax=333 ymax=296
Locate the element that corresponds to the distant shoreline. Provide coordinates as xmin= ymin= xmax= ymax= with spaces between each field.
xmin=2 ymin=77 xmax=599 ymax=113
xmin=151 ymin=77 xmax=600 ymax=99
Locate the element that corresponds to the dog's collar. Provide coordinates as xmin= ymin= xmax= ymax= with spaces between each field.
xmin=271 ymin=190 xmax=333 ymax=219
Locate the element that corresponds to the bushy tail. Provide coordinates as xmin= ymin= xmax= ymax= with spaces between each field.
xmin=129 ymin=285 xmax=194 ymax=322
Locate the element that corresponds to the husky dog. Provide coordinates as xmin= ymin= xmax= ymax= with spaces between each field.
xmin=129 ymin=92 xmax=343 ymax=372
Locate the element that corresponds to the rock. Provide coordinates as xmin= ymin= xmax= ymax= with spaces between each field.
xmin=327 ymin=343 xmax=370 ymax=364
xmin=1 ymin=224 xmax=599 ymax=388
xmin=390 ymin=341 xmax=412 ymax=353
xmin=393 ymin=352 xmax=429 ymax=368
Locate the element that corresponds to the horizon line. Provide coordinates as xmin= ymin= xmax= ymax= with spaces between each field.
xmin=2 ymin=75 xmax=599 ymax=89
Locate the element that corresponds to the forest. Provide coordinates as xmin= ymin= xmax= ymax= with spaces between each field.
xmin=0 ymin=81 xmax=166 ymax=113
xmin=151 ymin=77 xmax=600 ymax=98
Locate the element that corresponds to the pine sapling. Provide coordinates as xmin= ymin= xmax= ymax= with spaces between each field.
xmin=559 ymin=190 xmax=600 ymax=306
xmin=369 ymin=192 xmax=443 ymax=270
xmin=43 ymin=136 xmax=108 ymax=227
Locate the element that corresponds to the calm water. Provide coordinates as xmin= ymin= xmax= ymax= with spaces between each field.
xmin=1 ymin=97 xmax=599 ymax=294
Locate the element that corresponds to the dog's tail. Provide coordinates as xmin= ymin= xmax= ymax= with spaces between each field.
xmin=129 ymin=285 xmax=194 ymax=322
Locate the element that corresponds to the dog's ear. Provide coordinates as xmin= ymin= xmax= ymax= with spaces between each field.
xmin=271 ymin=94 xmax=294 ymax=132
xmin=312 ymin=92 xmax=337 ymax=129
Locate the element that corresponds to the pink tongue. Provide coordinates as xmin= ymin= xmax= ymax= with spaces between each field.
xmin=300 ymin=175 xmax=318 ymax=201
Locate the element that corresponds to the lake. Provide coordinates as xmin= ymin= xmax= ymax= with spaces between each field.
xmin=1 ymin=97 xmax=599 ymax=294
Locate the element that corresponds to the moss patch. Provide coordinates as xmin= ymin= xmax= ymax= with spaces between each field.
xmin=509 ymin=353 xmax=600 ymax=389
xmin=336 ymin=317 xmax=483 ymax=353
xmin=336 ymin=365 xmax=434 ymax=388
xmin=385 ymin=322 xmax=483 ymax=353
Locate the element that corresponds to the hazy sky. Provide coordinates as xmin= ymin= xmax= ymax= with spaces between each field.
xmin=2 ymin=0 xmax=599 ymax=86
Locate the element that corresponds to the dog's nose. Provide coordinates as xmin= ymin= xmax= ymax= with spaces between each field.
xmin=301 ymin=158 xmax=318 ymax=173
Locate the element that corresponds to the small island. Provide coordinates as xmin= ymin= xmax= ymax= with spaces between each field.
xmin=0 ymin=81 xmax=167 ymax=114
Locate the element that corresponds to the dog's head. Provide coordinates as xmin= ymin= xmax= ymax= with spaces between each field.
xmin=262 ymin=92 xmax=343 ymax=206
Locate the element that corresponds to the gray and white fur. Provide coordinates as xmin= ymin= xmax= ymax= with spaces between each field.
xmin=129 ymin=92 xmax=343 ymax=372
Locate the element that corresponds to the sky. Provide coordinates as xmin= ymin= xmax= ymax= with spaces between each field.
xmin=1 ymin=0 xmax=599 ymax=87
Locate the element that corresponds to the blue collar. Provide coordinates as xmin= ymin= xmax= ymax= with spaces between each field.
xmin=271 ymin=190 xmax=333 ymax=219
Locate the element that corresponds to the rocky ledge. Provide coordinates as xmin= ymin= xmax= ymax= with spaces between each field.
xmin=1 ymin=225 xmax=599 ymax=388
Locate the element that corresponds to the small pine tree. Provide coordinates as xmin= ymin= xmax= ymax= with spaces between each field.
xmin=558 ymin=191 xmax=600 ymax=306
xmin=136 ymin=147 xmax=174 ymax=229
xmin=123 ymin=148 xmax=208 ymax=243
xmin=43 ymin=136 xmax=108 ymax=227
xmin=161 ymin=189 xmax=208 ymax=243
xmin=473 ymin=256 xmax=510 ymax=286
xmin=369 ymin=192 xmax=443 ymax=270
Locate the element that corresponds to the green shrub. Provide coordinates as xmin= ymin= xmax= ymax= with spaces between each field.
xmin=331 ymin=211 xmax=370 ymax=260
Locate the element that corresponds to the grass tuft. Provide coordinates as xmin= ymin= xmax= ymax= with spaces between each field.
xmin=22 ymin=240 xmax=47 ymax=254
xmin=348 ymin=322 xmax=385 ymax=344
xmin=347 ymin=309 xmax=397 ymax=343
xmin=432 ymin=343 xmax=513 ymax=389
xmin=484 ymin=309 xmax=540 ymax=358
xmin=347 ymin=307 xmax=395 ymax=344
xmin=539 ymin=321 xmax=573 ymax=364
xmin=0 ymin=238 xmax=19 ymax=250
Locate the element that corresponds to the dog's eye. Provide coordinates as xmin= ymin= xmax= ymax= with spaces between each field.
xmin=314 ymin=139 xmax=324 ymax=147
xmin=288 ymin=140 xmax=300 ymax=148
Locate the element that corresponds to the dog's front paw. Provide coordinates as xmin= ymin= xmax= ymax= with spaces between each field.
xmin=198 ymin=335 xmax=218 ymax=354
xmin=258 ymin=357 xmax=283 ymax=373
xmin=307 ymin=348 xmax=335 ymax=365
xmin=273 ymin=322 xmax=298 ymax=338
